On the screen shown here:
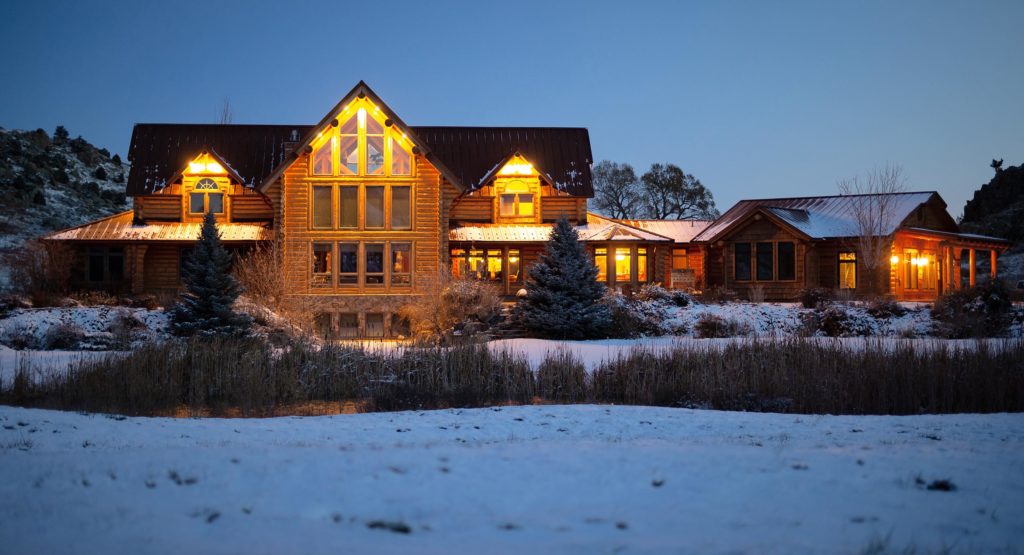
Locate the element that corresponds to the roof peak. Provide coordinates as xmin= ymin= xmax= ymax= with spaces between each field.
xmin=737 ymin=190 xmax=936 ymax=203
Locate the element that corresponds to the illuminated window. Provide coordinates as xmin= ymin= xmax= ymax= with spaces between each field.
xmin=311 ymin=105 xmax=414 ymax=177
xmin=451 ymin=248 xmax=466 ymax=278
xmin=838 ymin=252 xmax=856 ymax=289
xmin=904 ymin=249 xmax=936 ymax=290
xmin=312 ymin=139 xmax=333 ymax=175
xmin=756 ymin=242 xmax=774 ymax=281
xmin=638 ymin=247 xmax=648 ymax=282
xmin=365 ymin=244 xmax=385 ymax=285
xmin=594 ymin=248 xmax=607 ymax=282
xmin=468 ymin=249 xmax=486 ymax=280
xmin=672 ymin=250 xmax=688 ymax=271
xmin=365 ymin=115 xmax=384 ymax=175
xmin=311 ymin=243 xmax=332 ymax=287
xmin=312 ymin=186 xmax=332 ymax=228
xmin=734 ymin=243 xmax=752 ymax=281
xmin=498 ymin=179 xmax=534 ymax=219
xmin=487 ymin=249 xmax=503 ymax=282
xmin=338 ymin=187 xmax=358 ymax=228
xmin=508 ymin=249 xmax=521 ymax=283
xmin=391 ymin=137 xmax=411 ymax=175
xmin=338 ymin=243 xmax=358 ymax=286
xmin=391 ymin=243 xmax=411 ymax=286
xmin=615 ymin=248 xmax=632 ymax=282
xmin=391 ymin=186 xmax=411 ymax=229
xmin=777 ymin=242 xmax=795 ymax=281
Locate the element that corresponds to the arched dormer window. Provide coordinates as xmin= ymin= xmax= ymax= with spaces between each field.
xmin=309 ymin=103 xmax=414 ymax=177
xmin=494 ymin=155 xmax=539 ymax=223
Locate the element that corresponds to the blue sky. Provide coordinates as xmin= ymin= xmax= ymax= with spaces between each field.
xmin=1 ymin=0 xmax=1021 ymax=216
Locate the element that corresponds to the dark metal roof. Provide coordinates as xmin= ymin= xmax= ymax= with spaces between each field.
xmin=127 ymin=124 xmax=308 ymax=195
xmin=412 ymin=127 xmax=593 ymax=196
xmin=127 ymin=123 xmax=594 ymax=197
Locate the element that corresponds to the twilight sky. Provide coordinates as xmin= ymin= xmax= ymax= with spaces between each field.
xmin=1 ymin=0 xmax=1021 ymax=216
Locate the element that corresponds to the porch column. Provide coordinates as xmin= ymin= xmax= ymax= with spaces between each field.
xmin=991 ymin=250 xmax=998 ymax=281
xmin=968 ymin=248 xmax=976 ymax=286
xmin=130 ymin=245 xmax=148 ymax=294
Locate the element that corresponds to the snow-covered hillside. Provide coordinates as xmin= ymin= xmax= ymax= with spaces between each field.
xmin=0 ymin=127 xmax=130 ymax=288
xmin=0 ymin=405 xmax=1020 ymax=554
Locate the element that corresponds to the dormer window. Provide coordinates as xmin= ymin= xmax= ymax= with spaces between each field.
xmin=189 ymin=179 xmax=224 ymax=214
xmin=309 ymin=103 xmax=414 ymax=177
xmin=494 ymin=155 xmax=539 ymax=223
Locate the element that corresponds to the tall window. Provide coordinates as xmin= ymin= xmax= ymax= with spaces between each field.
xmin=311 ymin=243 xmax=332 ymax=287
xmin=339 ymin=187 xmax=358 ymax=228
xmin=672 ymin=250 xmax=688 ymax=271
xmin=777 ymin=242 xmax=796 ymax=281
xmin=838 ymin=252 xmax=856 ymax=289
xmin=309 ymin=106 xmax=414 ymax=177
xmin=391 ymin=243 xmax=411 ymax=285
xmin=904 ymin=249 xmax=936 ymax=290
xmin=312 ymin=186 xmax=332 ymax=229
xmin=734 ymin=243 xmax=752 ymax=281
xmin=637 ymin=247 xmax=648 ymax=282
xmin=508 ymin=249 xmax=521 ymax=283
xmin=365 ymin=186 xmax=385 ymax=229
xmin=756 ymin=242 xmax=774 ymax=281
xmin=338 ymin=243 xmax=358 ymax=286
xmin=594 ymin=248 xmax=607 ymax=282
xmin=391 ymin=186 xmax=411 ymax=229
xmin=365 ymin=244 xmax=385 ymax=285
xmin=615 ymin=248 xmax=632 ymax=282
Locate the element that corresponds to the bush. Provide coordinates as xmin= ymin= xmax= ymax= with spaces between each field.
xmin=799 ymin=287 xmax=832 ymax=309
xmin=108 ymin=309 xmax=147 ymax=348
xmin=10 ymin=240 xmax=74 ymax=307
xmin=234 ymin=241 xmax=285 ymax=311
xmin=866 ymin=297 xmax=905 ymax=319
xmin=694 ymin=313 xmax=750 ymax=338
xmin=636 ymin=284 xmax=690 ymax=307
xmin=932 ymin=281 xmax=1014 ymax=338
xmin=602 ymin=293 xmax=663 ymax=338
xmin=43 ymin=323 xmax=86 ymax=350
xmin=812 ymin=306 xmax=872 ymax=337
xmin=1 ymin=324 xmax=39 ymax=350
xmin=70 ymin=290 xmax=119 ymax=307
xmin=401 ymin=272 xmax=502 ymax=343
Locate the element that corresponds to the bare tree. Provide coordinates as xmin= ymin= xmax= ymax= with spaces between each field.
xmin=591 ymin=160 xmax=641 ymax=219
xmin=837 ymin=164 xmax=907 ymax=295
xmin=216 ymin=97 xmax=233 ymax=124
xmin=639 ymin=163 xmax=719 ymax=220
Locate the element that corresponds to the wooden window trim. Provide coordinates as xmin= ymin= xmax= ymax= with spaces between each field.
xmin=307 ymin=183 xmax=415 ymax=232
xmin=306 ymin=103 xmax=416 ymax=179
xmin=837 ymin=251 xmax=857 ymax=289
xmin=733 ymin=241 xmax=798 ymax=282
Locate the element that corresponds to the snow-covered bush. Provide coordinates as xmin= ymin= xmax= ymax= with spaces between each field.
xmin=694 ymin=313 xmax=750 ymax=338
xmin=803 ymin=305 xmax=873 ymax=337
xmin=400 ymin=272 xmax=502 ymax=343
xmin=932 ymin=281 xmax=1013 ymax=338
xmin=865 ymin=297 xmax=906 ymax=319
xmin=42 ymin=322 xmax=86 ymax=350
xmin=636 ymin=284 xmax=690 ymax=307
xmin=602 ymin=293 xmax=667 ymax=338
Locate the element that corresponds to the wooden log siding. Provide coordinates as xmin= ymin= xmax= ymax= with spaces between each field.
xmin=279 ymin=151 xmax=443 ymax=298
xmin=143 ymin=244 xmax=180 ymax=291
xmin=450 ymin=196 xmax=493 ymax=222
xmin=229 ymin=194 xmax=274 ymax=221
xmin=541 ymin=197 xmax=585 ymax=223
xmin=136 ymin=195 xmax=182 ymax=221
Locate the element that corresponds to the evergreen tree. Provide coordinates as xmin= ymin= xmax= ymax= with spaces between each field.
xmin=515 ymin=218 xmax=611 ymax=339
xmin=169 ymin=211 xmax=252 ymax=336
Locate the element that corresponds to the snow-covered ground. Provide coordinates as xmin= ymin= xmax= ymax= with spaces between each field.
xmin=0 ymin=405 xmax=1020 ymax=554
xmin=0 ymin=306 xmax=169 ymax=350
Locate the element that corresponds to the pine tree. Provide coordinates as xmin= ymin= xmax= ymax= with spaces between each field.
xmin=515 ymin=218 xmax=611 ymax=339
xmin=169 ymin=212 xmax=252 ymax=336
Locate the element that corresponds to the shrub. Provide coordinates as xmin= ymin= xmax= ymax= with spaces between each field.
xmin=636 ymin=284 xmax=690 ymax=307
xmin=866 ymin=297 xmax=906 ymax=319
xmin=42 ymin=323 xmax=86 ymax=350
xmin=400 ymin=272 xmax=502 ymax=343
xmin=70 ymin=290 xmax=119 ymax=307
xmin=602 ymin=293 xmax=662 ymax=338
xmin=9 ymin=240 xmax=74 ymax=307
xmin=694 ymin=313 xmax=750 ymax=338
xmin=813 ymin=305 xmax=873 ymax=337
xmin=94 ymin=167 xmax=107 ymax=180
xmin=108 ymin=309 xmax=147 ymax=348
xmin=799 ymin=287 xmax=832 ymax=309
xmin=1 ymin=324 xmax=39 ymax=350
xmin=234 ymin=241 xmax=285 ymax=311
xmin=932 ymin=281 xmax=1014 ymax=338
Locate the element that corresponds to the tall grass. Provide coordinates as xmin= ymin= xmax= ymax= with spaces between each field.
xmin=2 ymin=338 xmax=1021 ymax=416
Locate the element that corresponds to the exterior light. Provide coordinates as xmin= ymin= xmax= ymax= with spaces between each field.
xmin=188 ymin=161 xmax=225 ymax=174
xmin=890 ymin=255 xmax=899 ymax=265
xmin=357 ymin=108 xmax=367 ymax=129
xmin=499 ymin=160 xmax=534 ymax=176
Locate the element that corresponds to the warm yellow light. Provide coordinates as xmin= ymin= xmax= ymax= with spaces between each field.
xmin=205 ymin=162 xmax=224 ymax=173
xmin=500 ymin=161 xmax=534 ymax=176
xmin=890 ymin=255 xmax=900 ymax=265
xmin=357 ymin=108 xmax=367 ymax=129
xmin=509 ymin=257 xmax=519 ymax=263
xmin=188 ymin=161 xmax=225 ymax=174
xmin=188 ymin=162 xmax=205 ymax=173
xmin=615 ymin=254 xmax=626 ymax=261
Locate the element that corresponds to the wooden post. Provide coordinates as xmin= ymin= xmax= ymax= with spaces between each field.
xmin=991 ymin=250 xmax=997 ymax=281
xmin=130 ymin=245 xmax=148 ymax=294
xmin=968 ymin=248 xmax=976 ymax=286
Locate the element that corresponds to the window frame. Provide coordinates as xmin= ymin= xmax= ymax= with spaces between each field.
xmin=86 ymin=246 xmax=125 ymax=284
xmin=308 ymin=183 xmax=414 ymax=231
xmin=307 ymin=105 xmax=416 ymax=178
xmin=837 ymin=251 xmax=857 ymax=290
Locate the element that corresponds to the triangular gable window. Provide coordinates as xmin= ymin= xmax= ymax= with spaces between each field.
xmin=308 ymin=100 xmax=415 ymax=178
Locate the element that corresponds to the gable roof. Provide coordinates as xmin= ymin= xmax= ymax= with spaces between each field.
xmin=45 ymin=211 xmax=272 ymax=242
xmin=126 ymin=84 xmax=594 ymax=197
xmin=616 ymin=219 xmax=714 ymax=243
xmin=690 ymin=191 xmax=940 ymax=243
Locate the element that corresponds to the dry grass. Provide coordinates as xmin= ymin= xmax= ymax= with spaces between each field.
xmin=2 ymin=338 xmax=1021 ymax=417
xmin=10 ymin=240 xmax=74 ymax=306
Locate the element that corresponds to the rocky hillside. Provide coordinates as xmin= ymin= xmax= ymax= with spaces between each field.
xmin=0 ymin=127 xmax=130 ymax=252
xmin=960 ymin=160 xmax=1024 ymax=244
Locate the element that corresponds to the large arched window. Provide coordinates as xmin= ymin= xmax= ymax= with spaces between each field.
xmin=308 ymin=105 xmax=414 ymax=177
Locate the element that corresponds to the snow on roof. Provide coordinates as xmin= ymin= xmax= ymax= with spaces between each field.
xmin=616 ymin=219 xmax=714 ymax=243
xmin=691 ymin=192 xmax=938 ymax=242
xmin=46 ymin=211 xmax=272 ymax=242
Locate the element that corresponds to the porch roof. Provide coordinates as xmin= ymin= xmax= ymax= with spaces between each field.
xmin=449 ymin=215 xmax=673 ymax=244
xmin=899 ymin=227 xmax=1011 ymax=250
xmin=45 ymin=211 xmax=272 ymax=243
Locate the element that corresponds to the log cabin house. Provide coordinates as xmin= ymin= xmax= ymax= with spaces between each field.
xmin=45 ymin=81 xmax=1010 ymax=336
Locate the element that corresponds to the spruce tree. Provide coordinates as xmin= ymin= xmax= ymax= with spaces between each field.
xmin=169 ymin=211 xmax=252 ymax=336
xmin=516 ymin=218 xmax=611 ymax=339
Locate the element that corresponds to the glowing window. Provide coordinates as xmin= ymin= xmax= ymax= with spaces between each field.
xmin=594 ymin=248 xmax=607 ymax=282
xmin=339 ymin=114 xmax=358 ymax=175
xmin=391 ymin=137 xmax=411 ymax=175
xmin=672 ymin=250 xmax=688 ymax=271
xmin=391 ymin=243 xmax=411 ymax=286
xmin=365 ymin=115 xmax=384 ymax=175
xmin=508 ymin=249 xmax=521 ymax=283
xmin=311 ymin=243 xmax=332 ymax=287
xmin=312 ymin=139 xmax=333 ymax=175
xmin=638 ymin=247 xmax=648 ymax=282
xmin=451 ymin=248 xmax=466 ymax=279
xmin=615 ymin=248 xmax=631 ymax=282
xmin=837 ymin=252 xmax=857 ymax=289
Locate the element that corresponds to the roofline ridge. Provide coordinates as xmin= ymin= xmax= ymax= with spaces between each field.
xmin=738 ymin=190 xmax=937 ymax=203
